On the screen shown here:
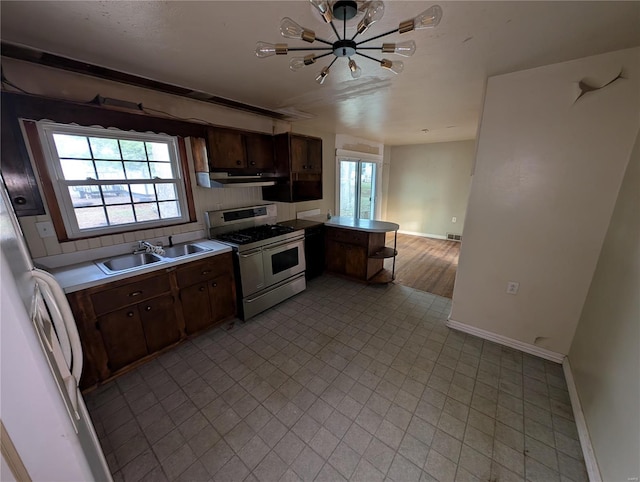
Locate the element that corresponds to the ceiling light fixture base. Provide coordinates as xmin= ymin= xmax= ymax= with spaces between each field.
xmin=332 ymin=1 xmax=358 ymax=21
xmin=333 ymin=39 xmax=357 ymax=57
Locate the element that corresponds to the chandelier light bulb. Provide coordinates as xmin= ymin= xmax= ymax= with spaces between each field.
xmin=348 ymin=58 xmax=362 ymax=79
xmin=255 ymin=41 xmax=288 ymax=58
xmin=315 ymin=66 xmax=330 ymax=85
xmin=380 ymin=59 xmax=404 ymax=75
xmin=382 ymin=40 xmax=416 ymax=57
xmin=309 ymin=0 xmax=333 ymax=22
xmin=280 ymin=17 xmax=316 ymax=43
xmin=289 ymin=54 xmax=317 ymax=71
xmin=357 ymin=1 xmax=385 ymax=34
xmin=413 ymin=4 xmax=443 ymax=30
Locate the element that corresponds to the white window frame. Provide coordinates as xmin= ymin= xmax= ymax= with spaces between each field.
xmin=34 ymin=121 xmax=189 ymax=239
xmin=335 ymin=149 xmax=383 ymax=220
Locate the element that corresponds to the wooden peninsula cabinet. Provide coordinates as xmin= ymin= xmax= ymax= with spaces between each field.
xmin=66 ymin=252 xmax=235 ymax=389
xmin=325 ymin=217 xmax=399 ymax=284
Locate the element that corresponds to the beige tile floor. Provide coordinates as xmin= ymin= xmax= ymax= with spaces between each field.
xmin=85 ymin=275 xmax=588 ymax=482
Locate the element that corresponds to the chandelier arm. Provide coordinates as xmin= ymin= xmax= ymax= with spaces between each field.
xmin=327 ymin=56 xmax=339 ymax=68
xmin=288 ymin=47 xmax=334 ymax=51
xmin=314 ymin=52 xmax=335 ymax=61
xmin=315 ymin=37 xmax=334 ymax=46
xmin=356 ymin=28 xmax=400 ymax=46
xmin=355 ymin=51 xmax=382 ymax=63
xmin=329 ymin=21 xmax=341 ymax=40
xmin=356 ymin=47 xmax=384 ymax=50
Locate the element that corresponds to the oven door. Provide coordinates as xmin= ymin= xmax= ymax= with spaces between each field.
xmin=237 ymin=247 xmax=265 ymax=297
xmin=262 ymin=237 xmax=306 ymax=288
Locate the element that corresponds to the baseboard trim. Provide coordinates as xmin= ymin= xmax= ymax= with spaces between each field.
xmin=445 ymin=318 xmax=566 ymax=364
xmin=562 ymin=358 xmax=602 ymax=482
xmin=397 ymin=230 xmax=446 ymax=240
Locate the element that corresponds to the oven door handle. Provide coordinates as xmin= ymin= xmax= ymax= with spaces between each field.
xmin=238 ymin=248 xmax=262 ymax=258
xmin=263 ymin=238 xmax=304 ymax=254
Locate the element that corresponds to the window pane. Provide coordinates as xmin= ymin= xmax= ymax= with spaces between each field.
xmin=146 ymin=142 xmax=170 ymax=161
xmin=359 ymin=162 xmax=375 ymax=220
xmin=131 ymin=184 xmax=156 ymax=202
xmin=120 ymin=140 xmax=147 ymax=160
xmin=75 ymin=206 xmax=107 ymax=229
xmin=159 ymin=201 xmax=180 ymax=219
xmin=106 ymin=205 xmax=135 ymax=225
xmin=95 ymin=160 xmax=125 ymax=180
xmin=53 ymin=134 xmax=91 ymax=158
xmin=124 ymin=161 xmax=151 ymax=179
xmin=89 ymin=137 xmax=120 ymax=160
xmin=339 ymin=160 xmax=357 ymax=217
xmin=60 ymin=159 xmax=96 ymax=181
xmin=134 ymin=203 xmax=160 ymax=222
xmin=69 ymin=186 xmax=102 ymax=207
xmin=149 ymin=162 xmax=174 ymax=179
xmin=156 ymin=183 xmax=177 ymax=201
xmin=102 ymin=185 xmax=131 ymax=205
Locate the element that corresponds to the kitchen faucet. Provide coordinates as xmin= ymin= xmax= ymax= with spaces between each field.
xmin=134 ymin=240 xmax=165 ymax=256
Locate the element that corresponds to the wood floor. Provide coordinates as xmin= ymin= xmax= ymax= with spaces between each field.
xmin=384 ymin=233 xmax=460 ymax=298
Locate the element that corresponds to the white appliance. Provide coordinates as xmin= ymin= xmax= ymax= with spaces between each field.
xmin=0 ymin=180 xmax=112 ymax=481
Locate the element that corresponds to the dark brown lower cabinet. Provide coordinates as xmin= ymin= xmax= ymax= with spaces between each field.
xmin=97 ymin=306 xmax=148 ymax=372
xmin=67 ymin=252 xmax=236 ymax=389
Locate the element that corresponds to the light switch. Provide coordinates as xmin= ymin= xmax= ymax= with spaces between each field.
xmin=36 ymin=221 xmax=55 ymax=238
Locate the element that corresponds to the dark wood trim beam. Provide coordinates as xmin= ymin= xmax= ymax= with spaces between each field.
xmin=1 ymin=42 xmax=287 ymax=121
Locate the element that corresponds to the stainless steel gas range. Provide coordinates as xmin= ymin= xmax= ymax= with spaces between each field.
xmin=205 ymin=204 xmax=306 ymax=320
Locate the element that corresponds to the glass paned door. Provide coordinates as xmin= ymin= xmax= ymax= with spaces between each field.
xmin=339 ymin=160 xmax=376 ymax=220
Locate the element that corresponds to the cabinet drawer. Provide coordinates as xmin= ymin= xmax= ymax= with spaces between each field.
xmin=91 ymin=274 xmax=172 ymax=316
xmin=326 ymin=227 xmax=368 ymax=245
xmin=176 ymin=253 xmax=232 ymax=288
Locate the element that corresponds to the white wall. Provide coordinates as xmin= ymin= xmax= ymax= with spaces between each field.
xmin=568 ymin=130 xmax=639 ymax=482
xmin=386 ymin=141 xmax=475 ymax=238
xmin=450 ymin=47 xmax=640 ymax=355
xmin=1 ymin=58 xmax=333 ymax=261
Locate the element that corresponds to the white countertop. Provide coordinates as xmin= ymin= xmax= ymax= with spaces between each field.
xmin=325 ymin=216 xmax=399 ymax=233
xmin=50 ymin=239 xmax=232 ymax=293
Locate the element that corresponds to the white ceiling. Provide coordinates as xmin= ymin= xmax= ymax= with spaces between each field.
xmin=1 ymin=1 xmax=639 ymax=145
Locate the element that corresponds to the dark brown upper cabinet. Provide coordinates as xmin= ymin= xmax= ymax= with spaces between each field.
xmin=207 ymin=127 xmax=275 ymax=172
xmin=262 ymin=133 xmax=323 ymax=203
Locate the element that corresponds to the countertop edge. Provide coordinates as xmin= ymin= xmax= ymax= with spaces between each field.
xmin=51 ymin=240 xmax=233 ymax=293
xmin=324 ymin=217 xmax=399 ymax=233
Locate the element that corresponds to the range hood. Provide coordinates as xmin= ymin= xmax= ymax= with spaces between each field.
xmin=202 ymin=172 xmax=278 ymax=188
xmin=191 ymin=137 xmax=278 ymax=189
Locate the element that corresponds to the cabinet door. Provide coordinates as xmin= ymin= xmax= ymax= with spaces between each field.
xmin=325 ymin=240 xmax=346 ymax=275
xmin=209 ymin=274 xmax=236 ymax=323
xmin=345 ymin=245 xmax=368 ymax=279
xmin=97 ymin=307 xmax=148 ymax=371
xmin=139 ymin=295 xmax=181 ymax=353
xmin=306 ymin=137 xmax=323 ymax=173
xmin=245 ymin=134 xmax=274 ymax=171
xmin=180 ymin=281 xmax=214 ymax=335
xmin=208 ymin=128 xmax=246 ymax=170
xmin=290 ymin=136 xmax=308 ymax=173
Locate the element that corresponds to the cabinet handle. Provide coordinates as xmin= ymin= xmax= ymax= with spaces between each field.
xmin=236 ymin=160 xmax=242 ymax=166
xmin=127 ymin=311 xmax=134 ymax=317
xmin=212 ymin=282 xmax=217 ymax=288
xmin=250 ymin=161 xmax=256 ymax=166
xmin=199 ymin=286 xmax=206 ymax=292
xmin=14 ymin=196 xmax=27 ymax=205
xmin=201 ymin=270 xmax=210 ymax=275
xmin=129 ymin=290 xmax=143 ymax=297
xmin=145 ymin=306 xmax=152 ymax=312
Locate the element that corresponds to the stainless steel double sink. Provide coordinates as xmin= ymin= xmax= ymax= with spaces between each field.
xmin=96 ymin=243 xmax=211 ymax=274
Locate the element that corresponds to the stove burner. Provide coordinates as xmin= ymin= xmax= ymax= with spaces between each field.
xmin=216 ymin=224 xmax=295 ymax=245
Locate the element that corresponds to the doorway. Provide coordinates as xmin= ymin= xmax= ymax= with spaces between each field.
xmin=336 ymin=150 xmax=382 ymax=220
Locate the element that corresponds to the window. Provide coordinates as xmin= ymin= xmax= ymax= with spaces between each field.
xmin=34 ymin=122 xmax=190 ymax=239
xmin=336 ymin=150 xmax=383 ymax=220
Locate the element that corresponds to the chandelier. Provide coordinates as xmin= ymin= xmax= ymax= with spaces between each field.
xmin=255 ymin=0 xmax=443 ymax=84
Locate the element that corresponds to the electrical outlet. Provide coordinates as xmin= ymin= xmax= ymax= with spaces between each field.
xmin=506 ymin=281 xmax=520 ymax=295
xmin=452 ymin=217 xmax=457 ymax=223
xmin=36 ymin=221 xmax=55 ymax=238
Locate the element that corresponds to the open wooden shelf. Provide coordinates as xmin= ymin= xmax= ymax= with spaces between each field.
xmin=370 ymin=247 xmax=398 ymax=259
xmin=368 ymin=268 xmax=395 ymax=284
